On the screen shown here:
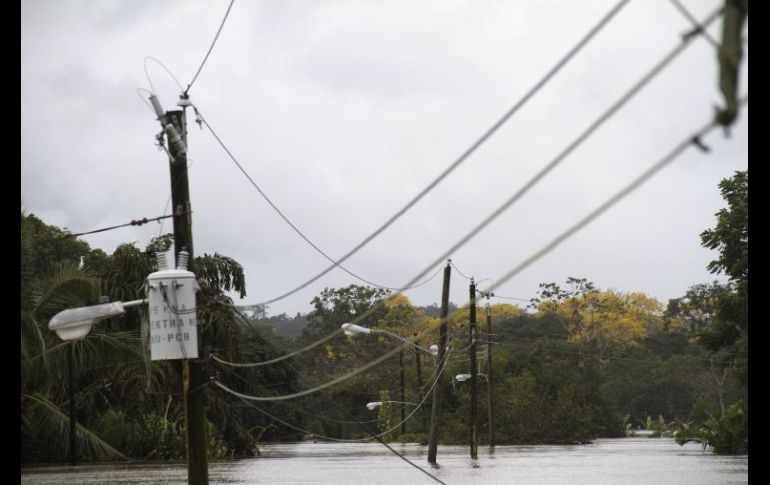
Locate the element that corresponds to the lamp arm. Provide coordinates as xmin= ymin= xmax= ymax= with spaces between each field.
xmin=371 ymin=329 xmax=435 ymax=355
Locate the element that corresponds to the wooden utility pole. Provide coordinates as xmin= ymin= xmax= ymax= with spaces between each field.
xmin=427 ymin=260 xmax=452 ymax=464
xmin=67 ymin=342 xmax=77 ymax=466
xmin=469 ymin=279 xmax=478 ymax=460
xmin=399 ymin=349 xmax=406 ymax=435
xmin=166 ymin=108 xmax=208 ymax=485
xmin=414 ymin=332 xmax=428 ymax=432
xmin=485 ymin=296 xmax=496 ymax=447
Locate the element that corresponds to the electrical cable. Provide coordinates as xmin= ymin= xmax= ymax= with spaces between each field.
xmin=477 ymin=94 xmax=747 ymax=300
xmin=668 ymin=0 xmax=720 ymax=48
xmin=136 ymin=88 xmax=156 ymax=113
xmin=198 ymin=110 xmax=447 ymax=294
xmin=144 ymin=56 xmax=185 ymax=93
xmin=493 ymin=295 xmax=532 ymax=302
xmin=215 ymin=348 xmax=450 ymax=442
xmin=449 ymin=260 xmax=473 ymax=281
xmin=65 ymin=213 xmax=185 ymax=238
xmin=212 ymin=6 xmax=722 ymax=371
xmin=404 ymin=5 xmax=724 ymax=300
xmin=203 ymin=90 xmax=747 ymax=403
xmin=203 ymin=0 xmax=631 ymax=306
xmin=215 ymin=308 xmax=449 ymax=484
xmin=211 ymin=308 xmax=346 ymax=368
xmin=216 ymin=364 xmax=380 ymax=425
xmin=184 ymin=0 xmax=236 ymax=95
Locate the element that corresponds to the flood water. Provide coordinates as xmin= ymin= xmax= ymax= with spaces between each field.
xmin=21 ymin=438 xmax=748 ymax=484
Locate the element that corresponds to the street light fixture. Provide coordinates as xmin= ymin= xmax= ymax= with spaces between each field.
xmin=455 ymin=373 xmax=488 ymax=382
xmin=49 ymin=299 xmax=146 ymax=341
xmin=341 ymin=323 xmax=438 ymax=356
xmin=341 ymin=322 xmax=372 ymax=336
xmin=366 ymin=401 xmax=418 ymax=410
xmin=47 ymin=297 xmax=147 ymax=467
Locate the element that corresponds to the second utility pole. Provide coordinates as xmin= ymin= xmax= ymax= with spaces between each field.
xmin=427 ymin=260 xmax=452 ymax=464
xmin=469 ymin=278 xmax=478 ymax=460
xmin=165 ymin=105 xmax=209 ymax=485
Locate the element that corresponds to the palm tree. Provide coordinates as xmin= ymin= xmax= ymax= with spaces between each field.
xmin=21 ymin=213 xmax=148 ymax=463
xmin=21 ymin=258 xmax=135 ymax=462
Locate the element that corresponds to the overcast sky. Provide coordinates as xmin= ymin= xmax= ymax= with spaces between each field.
xmin=21 ymin=0 xmax=748 ymax=317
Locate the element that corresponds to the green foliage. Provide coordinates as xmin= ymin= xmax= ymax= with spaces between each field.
xmin=21 ymin=214 xmax=262 ymax=463
xmin=377 ymin=390 xmax=393 ymax=442
xmin=195 ymin=253 xmax=247 ymax=299
xmin=668 ymin=171 xmax=748 ymax=455
xmin=93 ymin=410 xmax=231 ymax=460
xmin=700 ymin=170 xmax=747 ymax=284
xmin=21 ymin=181 xmax=750 ymax=458
xmin=397 ymin=432 xmax=428 ymax=445
xmin=20 ymin=211 xmax=91 ymax=277
xmin=675 ymin=401 xmax=748 ymax=454
xmin=643 ymin=415 xmax=674 ymax=438
xmin=22 ymin=393 xmax=128 ymax=463
xmin=304 ymin=285 xmax=390 ymax=338
xmin=623 ymin=415 xmax=636 ymax=437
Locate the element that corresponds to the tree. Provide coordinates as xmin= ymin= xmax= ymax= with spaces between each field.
xmin=672 ymin=170 xmax=748 ymax=454
xmin=701 ymin=170 xmax=748 ymax=286
xmin=697 ymin=171 xmax=747 ymax=367
xmin=21 ymin=213 xmax=264 ymax=461
xmin=532 ymin=278 xmax=664 ymax=359
xmin=21 ymin=213 xmax=137 ymax=462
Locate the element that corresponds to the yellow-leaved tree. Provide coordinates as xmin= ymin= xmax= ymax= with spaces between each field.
xmin=533 ymin=278 xmax=663 ymax=359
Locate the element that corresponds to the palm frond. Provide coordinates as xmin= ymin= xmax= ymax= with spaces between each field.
xmin=22 ymin=393 xmax=129 ymax=461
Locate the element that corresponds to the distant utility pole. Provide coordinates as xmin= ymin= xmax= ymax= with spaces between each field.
xmin=399 ymin=349 xmax=406 ymax=435
xmin=427 ymin=260 xmax=452 ymax=464
xmin=485 ymin=293 xmax=496 ymax=447
xmin=469 ymin=278 xmax=478 ymax=460
xmin=165 ymin=104 xmax=208 ymax=485
xmin=414 ymin=332 xmax=428 ymax=433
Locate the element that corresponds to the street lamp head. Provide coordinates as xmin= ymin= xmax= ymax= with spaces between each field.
xmin=48 ymin=299 xmax=146 ymax=341
xmin=428 ymin=344 xmax=450 ymax=357
xmin=341 ymin=323 xmax=371 ymax=337
xmin=49 ymin=302 xmax=126 ymax=341
xmin=366 ymin=401 xmax=383 ymax=411
xmin=455 ymin=373 xmax=472 ymax=382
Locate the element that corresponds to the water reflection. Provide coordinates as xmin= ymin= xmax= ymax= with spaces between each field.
xmin=21 ymin=438 xmax=748 ymax=485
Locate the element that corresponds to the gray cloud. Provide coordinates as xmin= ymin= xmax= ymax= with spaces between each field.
xmin=22 ymin=0 xmax=747 ymax=316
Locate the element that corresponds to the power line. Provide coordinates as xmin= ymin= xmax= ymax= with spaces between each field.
xmin=204 ymin=5 xmax=720 ymax=383
xmin=668 ymin=0 xmax=719 ymax=48
xmin=214 ymin=307 xmax=449 ymax=484
xmin=262 ymin=4 xmax=726 ymax=366
xmin=185 ymin=0 xmax=236 ymax=95
xmin=65 ymin=212 xmax=185 ymax=238
xmin=405 ymin=5 xmax=724 ymax=297
xmin=216 ymin=364 xmax=380 ymax=426
xmin=215 ymin=348 xmax=450 ymax=442
xmin=493 ymin=295 xmax=531 ymax=302
xmin=211 ymin=307 xmax=347 ymax=368
xmin=144 ymin=56 xmax=184 ymax=94
xmin=479 ymin=94 xmax=747 ymax=301
xmin=198 ymin=109 xmax=452 ymax=294
xmin=449 ymin=260 xmax=473 ymax=281
xmin=136 ymin=88 xmax=156 ymax=113
xmin=201 ymin=87 xmax=747 ymax=404
xmin=206 ymin=0 xmax=631 ymax=306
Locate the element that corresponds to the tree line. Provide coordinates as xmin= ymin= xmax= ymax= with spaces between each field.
xmin=20 ymin=170 xmax=747 ymax=462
